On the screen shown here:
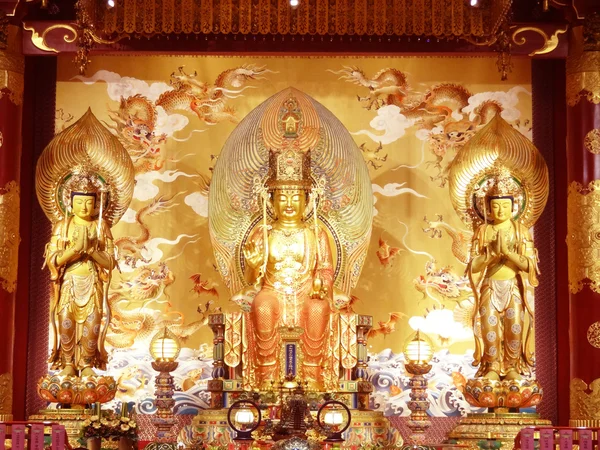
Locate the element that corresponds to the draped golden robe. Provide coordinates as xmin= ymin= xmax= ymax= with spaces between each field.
xmin=45 ymin=217 xmax=115 ymax=371
xmin=467 ymin=220 xmax=538 ymax=378
xmin=244 ymin=224 xmax=334 ymax=389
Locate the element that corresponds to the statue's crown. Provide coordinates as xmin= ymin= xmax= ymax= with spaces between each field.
xmin=265 ymin=94 xmax=312 ymax=191
xmin=61 ymin=170 xmax=105 ymax=208
xmin=266 ymin=148 xmax=312 ymax=191
xmin=486 ymin=167 xmax=520 ymax=199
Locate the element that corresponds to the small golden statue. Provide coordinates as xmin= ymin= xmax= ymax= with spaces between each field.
xmin=36 ymin=109 xmax=135 ymax=379
xmin=467 ymin=168 xmax=537 ymax=381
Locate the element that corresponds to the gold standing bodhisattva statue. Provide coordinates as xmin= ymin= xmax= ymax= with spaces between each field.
xmin=449 ymin=114 xmax=549 ymax=387
xmin=36 ymin=109 xmax=135 ymax=379
xmin=243 ymin=148 xmax=334 ymax=388
xmin=467 ymin=169 xmax=538 ymax=381
xmin=45 ymin=175 xmax=115 ymax=377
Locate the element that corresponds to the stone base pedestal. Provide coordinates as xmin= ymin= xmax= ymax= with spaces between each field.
xmin=447 ymin=413 xmax=551 ymax=449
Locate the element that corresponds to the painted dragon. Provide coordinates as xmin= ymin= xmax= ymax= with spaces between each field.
xmin=106 ymin=65 xmax=273 ymax=174
xmin=422 ymin=215 xmax=472 ymax=265
xmin=107 ymin=263 xmax=218 ymax=349
xmin=413 ymin=259 xmax=472 ymax=305
xmin=329 ymin=66 xmax=409 ymax=110
xmin=115 ymin=194 xmax=181 ymax=268
xmin=332 ymin=66 xmax=510 ymax=186
xmin=107 ymin=95 xmax=168 ymax=174
xmin=156 ymin=65 xmax=274 ymax=124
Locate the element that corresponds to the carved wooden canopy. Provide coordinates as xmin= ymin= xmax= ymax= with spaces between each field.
xmin=88 ymin=0 xmax=513 ymax=38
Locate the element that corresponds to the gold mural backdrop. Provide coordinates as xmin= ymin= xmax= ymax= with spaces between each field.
xmin=55 ymin=54 xmax=532 ymax=417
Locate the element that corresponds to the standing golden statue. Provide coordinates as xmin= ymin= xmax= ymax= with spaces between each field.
xmin=447 ymin=114 xmax=552 ymax=446
xmin=36 ymin=109 xmax=135 ymax=378
xmin=448 ymin=113 xmax=548 ymax=410
xmin=467 ymin=168 xmax=538 ymax=380
xmin=209 ymin=88 xmax=373 ymax=391
xmin=44 ymin=173 xmax=116 ymax=376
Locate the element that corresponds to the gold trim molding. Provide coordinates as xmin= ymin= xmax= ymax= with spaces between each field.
xmin=0 ymin=181 xmax=20 ymax=293
xmin=567 ymin=50 xmax=600 ymax=106
xmin=511 ymin=25 xmax=568 ymax=56
xmin=0 ymin=25 xmax=24 ymax=105
xmin=571 ymin=378 xmax=600 ymax=424
xmin=567 ymin=21 xmax=600 ymax=107
xmin=585 ymin=129 xmax=600 ymax=155
xmin=0 ymin=373 xmax=13 ymax=417
xmin=567 ymin=180 xmax=600 ymax=294
xmin=22 ymin=23 xmax=74 ymax=54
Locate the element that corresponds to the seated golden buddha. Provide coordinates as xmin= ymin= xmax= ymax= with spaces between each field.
xmin=208 ymin=89 xmax=374 ymax=395
xmin=242 ymin=148 xmax=334 ymax=389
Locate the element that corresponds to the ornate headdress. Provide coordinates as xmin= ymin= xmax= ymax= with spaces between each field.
xmin=264 ymin=94 xmax=313 ymax=192
xmin=473 ymin=166 xmax=524 ymax=222
xmin=62 ymin=171 xmax=104 ymax=202
xmin=36 ymin=109 xmax=135 ymax=227
xmin=484 ymin=167 xmax=521 ymax=200
xmin=266 ymin=149 xmax=312 ymax=191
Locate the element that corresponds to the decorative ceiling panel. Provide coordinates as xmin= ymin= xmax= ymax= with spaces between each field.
xmin=90 ymin=0 xmax=512 ymax=38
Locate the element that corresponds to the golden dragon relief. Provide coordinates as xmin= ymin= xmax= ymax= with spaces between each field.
xmin=571 ymin=377 xmax=600 ymax=426
xmin=0 ymin=373 xmax=12 ymax=418
xmin=567 ymin=180 xmax=600 ymax=294
xmin=0 ymin=181 xmax=20 ymax=293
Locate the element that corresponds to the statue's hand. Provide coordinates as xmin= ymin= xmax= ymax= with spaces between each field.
xmin=82 ymin=226 xmax=90 ymax=254
xmin=500 ymin=231 xmax=510 ymax=255
xmin=483 ymin=245 xmax=499 ymax=266
xmin=483 ymin=245 xmax=493 ymax=263
xmin=72 ymin=227 xmax=86 ymax=254
xmin=492 ymin=231 xmax=502 ymax=256
xmin=243 ymin=241 xmax=263 ymax=269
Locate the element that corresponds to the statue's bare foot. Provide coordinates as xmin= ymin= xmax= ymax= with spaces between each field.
xmin=504 ymin=369 xmax=522 ymax=381
xmin=81 ymin=367 xmax=96 ymax=378
xmin=484 ymin=370 xmax=500 ymax=381
xmin=59 ymin=365 xmax=77 ymax=377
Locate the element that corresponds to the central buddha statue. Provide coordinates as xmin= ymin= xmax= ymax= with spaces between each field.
xmin=208 ymin=88 xmax=374 ymax=394
xmin=243 ymin=147 xmax=334 ymax=388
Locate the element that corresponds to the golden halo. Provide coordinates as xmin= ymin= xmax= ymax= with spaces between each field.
xmin=209 ymin=87 xmax=373 ymax=296
xmin=36 ymin=109 xmax=135 ymax=227
xmin=471 ymin=172 xmax=526 ymax=223
xmin=448 ymin=114 xmax=548 ymax=229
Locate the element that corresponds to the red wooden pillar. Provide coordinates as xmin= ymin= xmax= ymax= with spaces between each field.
xmin=0 ymin=22 xmax=23 ymax=421
xmin=566 ymin=17 xmax=600 ymax=426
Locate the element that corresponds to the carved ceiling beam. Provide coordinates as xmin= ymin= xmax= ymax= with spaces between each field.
xmin=87 ymin=0 xmax=512 ymax=39
xmin=21 ymin=19 xmax=569 ymax=57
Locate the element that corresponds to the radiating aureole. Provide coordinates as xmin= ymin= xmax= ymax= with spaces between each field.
xmin=448 ymin=113 xmax=548 ymax=230
xmin=35 ymin=108 xmax=135 ymax=226
xmin=208 ymin=87 xmax=373 ymax=296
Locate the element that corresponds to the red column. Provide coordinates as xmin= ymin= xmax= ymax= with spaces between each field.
xmin=566 ymin=19 xmax=600 ymax=426
xmin=0 ymin=22 xmax=23 ymax=421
